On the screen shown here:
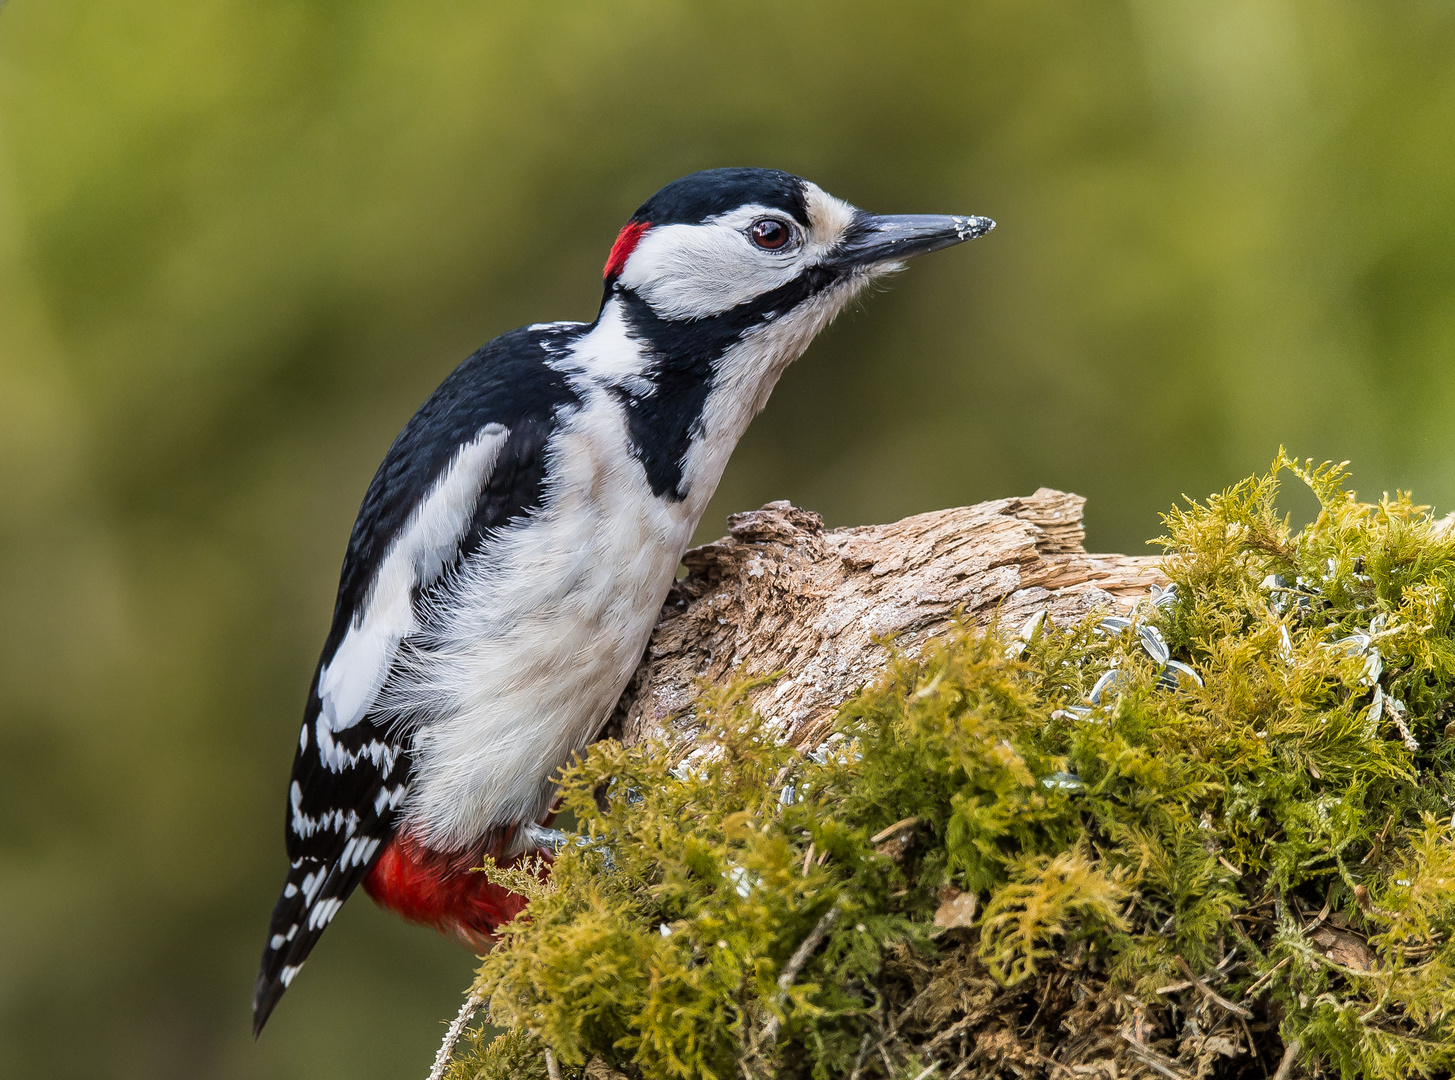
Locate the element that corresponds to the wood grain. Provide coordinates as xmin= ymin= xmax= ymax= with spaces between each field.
xmin=611 ymin=489 xmax=1165 ymax=749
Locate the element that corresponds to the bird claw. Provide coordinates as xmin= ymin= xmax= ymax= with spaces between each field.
xmin=518 ymin=824 xmax=570 ymax=854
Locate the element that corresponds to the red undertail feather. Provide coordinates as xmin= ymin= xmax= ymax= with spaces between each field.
xmin=362 ymin=831 xmax=544 ymax=948
xmin=604 ymin=220 xmax=650 ymax=280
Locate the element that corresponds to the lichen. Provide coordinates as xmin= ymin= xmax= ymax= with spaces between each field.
xmin=443 ymin=453 xmax=1455 ymax=1079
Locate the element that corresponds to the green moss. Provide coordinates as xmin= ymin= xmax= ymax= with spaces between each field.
xmin=445 ymin=454 xmax=1455 ymax=1080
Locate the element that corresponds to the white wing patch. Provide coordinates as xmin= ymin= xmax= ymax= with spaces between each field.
xmin=313 ymin=424 xmax=509 ymax=768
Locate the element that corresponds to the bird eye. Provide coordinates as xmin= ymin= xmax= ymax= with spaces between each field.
xmin=749 ymin=218 xmax=793 ymax=251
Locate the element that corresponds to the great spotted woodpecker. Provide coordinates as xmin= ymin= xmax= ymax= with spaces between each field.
xmin=253 ymin=167 xmax=992 ymax=1033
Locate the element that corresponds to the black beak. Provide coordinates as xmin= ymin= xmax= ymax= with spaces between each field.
xmin=833 ymin=213 xmax=995 ymax=269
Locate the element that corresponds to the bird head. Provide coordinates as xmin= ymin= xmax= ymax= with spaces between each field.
xmin=580 ymin=167 xmax=993 ymax=506
xmin=600 ymin=167 xmax=993 ymax=322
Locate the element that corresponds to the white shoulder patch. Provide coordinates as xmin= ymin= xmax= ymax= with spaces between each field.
xmin=314 ymin=425 xmax=509 ymax=751
xmin=549 ymin=302 xmax=652 ymax=391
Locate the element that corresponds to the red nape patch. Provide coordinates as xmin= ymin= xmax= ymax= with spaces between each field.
xmin=362 ymin=831 xmax=547 ymax=948
xmin=603 ymin=220 xmax=650 ymax=281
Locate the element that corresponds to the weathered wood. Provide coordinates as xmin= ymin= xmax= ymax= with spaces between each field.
xmin=612 ymin=489 xmax=1166 ymax=750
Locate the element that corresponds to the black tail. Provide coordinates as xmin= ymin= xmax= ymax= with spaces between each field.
xmin=252 ymin=840 xmax=383 ymax=1036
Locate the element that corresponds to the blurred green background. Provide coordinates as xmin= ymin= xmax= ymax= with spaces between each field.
xmin=2 ymin=0 xmax=1453 ymax=1076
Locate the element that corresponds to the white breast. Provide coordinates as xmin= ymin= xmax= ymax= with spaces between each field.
xmin=395 ymin=388 xmax=698 ymax=851
xmin=385 ymin=284 xmax=868 ymax=853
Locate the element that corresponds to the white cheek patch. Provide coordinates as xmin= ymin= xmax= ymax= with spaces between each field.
xmin=616 ymin=187 xmax=865 ymax=321
xmin=618 ymin=218 xmax=803 ymax=320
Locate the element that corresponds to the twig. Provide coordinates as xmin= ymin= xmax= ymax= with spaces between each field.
xmin=878 ymin=1043 xmax=896 ymax=1074
xmin=1353 ymin=884 xmax=1396 ymax=921
xmin=427 ymin=991 xmax=483 ymax=1080
xmin=847 ymin=1031 xmax=873 ymax=1080
xmin=869 ymin=817 xmax=919 ymax=844
xmin=1289 ymin=935 xmax=1381 ymax=981
xmin=753 ymin=903 xmax=841 ymax=1051
xmin=1118 ymin=1031 xmax=1191 ymax=1079
xmin=923 ymin=1012 xmax=976 ymax=1052
xmin=544 ymin=1045 xmax=563 ymax=1080
xmin=870 ymin=975 xmax=952 ymax=1060
xmin=1240 ymin=956 xmax=1290 ymax=1002
xmin=1272 ymin=1038 xmax=1301 ymax=1080
xmin=1303 ymin=887 xmax=1334 ymax=936
xmin=1176 ymin=956 xmax=1253 ymax=1019
xmin=1239 ymin=1016 xmax=1264 ymax=1074
xmin=1024 ymin=973 xmax=1055 ymax=1035
xmin=774 ymin=903 xmax=840 ymax=992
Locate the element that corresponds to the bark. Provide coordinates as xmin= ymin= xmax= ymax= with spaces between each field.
xmin=612 ymin=488 xmax=1166 ymax=751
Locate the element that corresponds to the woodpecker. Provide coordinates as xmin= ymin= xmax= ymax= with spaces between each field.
xmin=253 ymin=167 xmax=992 ymax=1033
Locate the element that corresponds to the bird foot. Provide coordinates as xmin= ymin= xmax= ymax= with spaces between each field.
xmin=517 ymin=822 xmax=570 ymax=854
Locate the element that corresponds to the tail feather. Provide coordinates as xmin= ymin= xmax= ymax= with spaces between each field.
xmin=253 ymin=813 xmax=555 ymax=1034
xmin=252 ymin=839 xmax=385 ymax=1036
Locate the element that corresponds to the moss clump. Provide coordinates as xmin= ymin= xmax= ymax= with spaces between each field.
xmin=445 ymin=454 xmax=1455 ymax=1080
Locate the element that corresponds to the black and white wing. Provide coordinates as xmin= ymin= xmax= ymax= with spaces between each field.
xmin=252 ymin=325 xmax=583 ymax=1035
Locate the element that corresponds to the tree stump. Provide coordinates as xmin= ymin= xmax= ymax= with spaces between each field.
xmin=613 ymin=488 xmax=1166 ymax=751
